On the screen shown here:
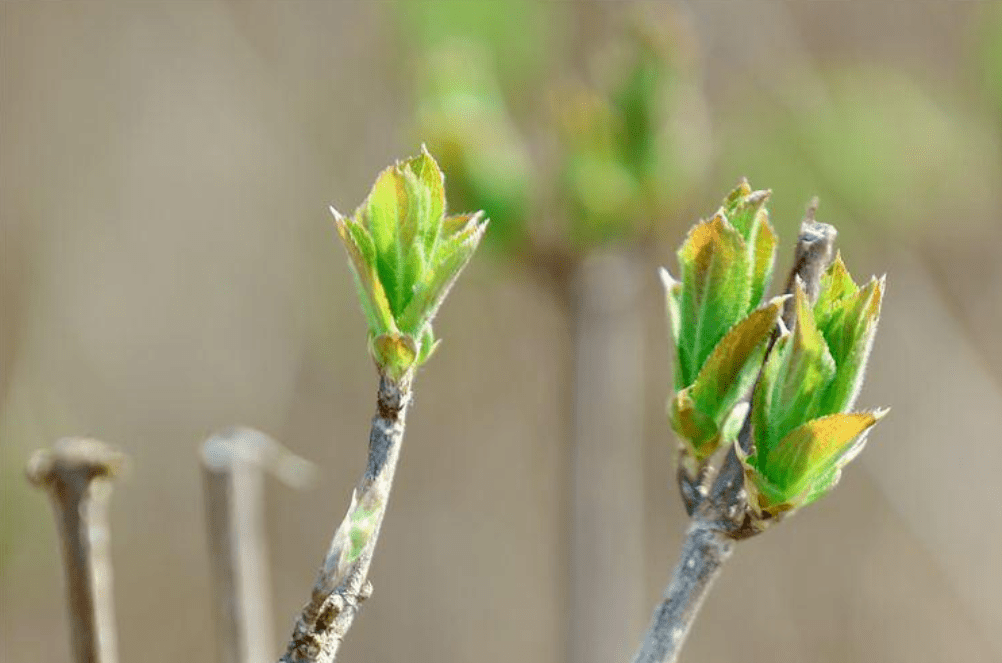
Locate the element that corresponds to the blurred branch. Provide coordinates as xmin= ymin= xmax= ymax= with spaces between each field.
xmin=26 ymin=438 xmax=127 ymax=663
xmin=568 ymin=249 xmax=647 ymax=663
xmin=202 ymin=427 xmax=316 ymax=663
xmin=279 ymin=375 xmax=411 ymax=663
xmin=635 ymin=221 xmax=837 ymax=663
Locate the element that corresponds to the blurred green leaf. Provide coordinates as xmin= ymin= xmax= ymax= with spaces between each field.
xmin=396 ymin=0 xmax=554 ymax=83
xmin=415 ymin=42 xmax=532 ymax=250
xmin=977 ymin=2 xmax=1002 ymax=118
xmin=723 ymin=68 xmax=1000 ymax=239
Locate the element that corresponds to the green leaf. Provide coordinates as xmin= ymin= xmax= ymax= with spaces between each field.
xmin=720 ymin=180 xmax=764 ymax=241
xmin=814 ymin=252 xmax=859 ymax=328
xmin=406 ymin=146 xmax=446 ymax=243
xmin=346 ymin=497 xmax=383 ymax=564
xmin=333 ymin=211 xmax=397 ymax=336
xmin=689 ymin=296 xmax=786 ymax=428
xmin=677 ymin=214 xmax=752 ymax=386
xmin=669 ymin=388 xmax=719 ymax=461
xmin=751 ymin=321 xmax=787 ymax=454
xmin=416 ymin=324 xmax=439 ymax=365
xmin=659 ymin=268 xmax=683 ymax=388
xmin=764 ymin=410 xmax=885 ymax=495
xmin=333 ymin=149 xmax=487 ymax=378
xmin=818 ymin=276 xmax=884 ymax=414
xmin=398 ymin=212 xmax=488 ymax=334
xmin=750 ymin=212 xmax=777 ymax=308
xmin=770 ymin=283 xmax=837 ymax=444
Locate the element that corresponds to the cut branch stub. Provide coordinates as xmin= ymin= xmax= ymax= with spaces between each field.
xmin=26 ymin=438 xmax=126 ymax=663
xmin=201 ymin=427 xmax=316 ymax=663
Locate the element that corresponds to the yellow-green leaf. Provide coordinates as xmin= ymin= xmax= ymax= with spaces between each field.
xmin=772 ymin=283 xmax=836 ymax=439
xmin=677 ymin=214 xmax=751 ymax=386
xmin=371 ymin=333 xmax=419 ymax=381
xmin=669 ymin=388 xmax=719 ymax=461
xmin=814 ymin=251 xmax=859 ymax=329
xmin=819 ymin=276 xmax=884 ymax=413
xmin=689 ymin=296 xmax=786 ymax=422
xmin=750 ymin=212 xmax=777 ymax=307
xmin=764 ymin=410 xmax=885 ymax=493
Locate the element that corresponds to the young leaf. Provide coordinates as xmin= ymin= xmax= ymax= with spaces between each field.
xmin=333 ymin=148 xmax=487 ymax=380
xmin=677 ymin=214 xmax=752 ymax=386
xmin=763 ymin=410 xmax=886 ymax=497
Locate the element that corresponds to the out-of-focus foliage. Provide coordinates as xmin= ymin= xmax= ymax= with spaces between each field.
xmin=397 ymin=0 xmax=553 ymax=86
xmin=404 ymin=3 xmax=709 ymax=255
xmin=414 ymin=42 xmax=533 ymax=250
xmin=333 ymin=148 xmax=487 ymax=380
xmin=723 ymin=67 xmax=1000 ymax=239
xmin=556 ymin=12 xmax=709 ymax=247
xmin=978 ymin=3 xmax=1002 ymax=120
xmin=401 ymin=0 xmax=552 ymax=250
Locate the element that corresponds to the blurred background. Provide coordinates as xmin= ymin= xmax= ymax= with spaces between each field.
xmin=2 ymin=2 xmax=1001 ymax=662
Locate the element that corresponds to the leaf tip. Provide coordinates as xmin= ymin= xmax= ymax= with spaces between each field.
xmin=658 ymin=266 xmax=679 ymax=292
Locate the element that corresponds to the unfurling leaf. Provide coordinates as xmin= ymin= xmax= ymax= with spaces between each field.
xmin=663 ymin=181 xmax=778 ymax=470
xmin=334 ymin=147 xmax=488 ymax=381
xmin=741 ymin=252 xmax=886 ymax=521
xmin=669 ymin=296 xmax=785 ymax=463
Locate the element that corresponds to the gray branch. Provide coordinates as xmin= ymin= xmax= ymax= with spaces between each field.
xmin=26 ymin=438 xmax=127 ymax=663
xmin=202 ymin=427 xmax=316 ymax=663
xmin=279 ymin=375 xmax=411 ymax=663
xmin=630 ymin=522 xmax=734 ymax=663
xmin=780 ymin=205 xmax=836 ymax=330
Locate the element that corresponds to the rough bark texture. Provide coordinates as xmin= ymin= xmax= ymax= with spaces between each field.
xmin=26 ymin=438 xmax=126 ymax=663
xmin=202 ymin=427 xmax=315 ymax=663
xmin=630 ymin=522 xmax=734 ymax=663
xmin=279 ymin=375 xmax=411 ymax=663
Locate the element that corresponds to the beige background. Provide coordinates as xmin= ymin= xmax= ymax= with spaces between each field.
xmin=2 ymin=2 xmax=1001 ymax=662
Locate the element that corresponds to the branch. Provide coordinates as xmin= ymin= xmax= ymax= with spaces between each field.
xmin=202 ymin=427 xmax=316 ymax=663
xmin=569 ymin=249 xmax=647 ymax=663
xmin=26 ymin=438 xmax=126 ymax=663
xmin=780 ymin=205 xmax=836 ymax=330
xmin=279 ymin=375 xmax=412 ymax=663
xmin=630 ymin=522 xmax=734 ymax=663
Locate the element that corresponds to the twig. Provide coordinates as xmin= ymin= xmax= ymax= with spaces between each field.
xmin=279 ymin=375 xmax=411 ymax=663
xmin=26 ymin=438 xmax=127 ymax=663
xmin=629 ymin=521 xmax=734 ymax=663
xmin=202 ymin=427 xmax=316 ymax=663
xmin=634 ymin=217 xmax=837 ymax=663
xmin=779 ymin=205 xmax=836 ymax=330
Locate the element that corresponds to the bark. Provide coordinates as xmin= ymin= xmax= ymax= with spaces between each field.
xmin=278 ymin=375 xmax=411 ymax=663
xmin=630 ymin=522 xmax=734 ymax=663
